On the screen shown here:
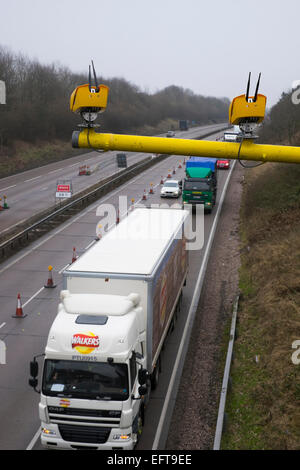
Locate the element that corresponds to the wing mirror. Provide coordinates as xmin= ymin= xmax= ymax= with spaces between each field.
xmin=138 ymin=368 xmax=148 ymax=385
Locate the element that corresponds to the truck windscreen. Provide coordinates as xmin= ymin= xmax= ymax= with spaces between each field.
xmin=184 ymin=181 xmax=211 ymax=191
xmin=42 ymin=359 xmax=129 ymax=401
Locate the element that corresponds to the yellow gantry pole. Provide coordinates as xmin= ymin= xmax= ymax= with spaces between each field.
xmin=72 ymin=129 xmax=300 ymax=165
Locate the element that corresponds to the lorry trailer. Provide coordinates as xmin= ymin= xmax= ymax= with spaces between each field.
xmin=29 ymin=208 xmax=189 ymax=450
xmin=185 ymin=157 xmax=217 ymax=176
xmin=179 ymin=120 xmax=189 ymax=131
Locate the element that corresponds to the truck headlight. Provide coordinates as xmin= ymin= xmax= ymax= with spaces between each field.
xmin=113 ymin=433 xmax=131 ymax=440
xmin=42 ymin=427 xmax=57 ymax=436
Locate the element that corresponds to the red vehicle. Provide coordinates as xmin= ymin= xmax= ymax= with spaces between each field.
xmin=217 ymin=159 xmax=230 ymax=169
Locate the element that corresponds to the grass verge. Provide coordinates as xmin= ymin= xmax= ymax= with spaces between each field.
xmin=221 ymin=162 xmax=300 ymax=450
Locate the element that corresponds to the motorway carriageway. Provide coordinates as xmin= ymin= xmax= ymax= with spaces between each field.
xmin=0 ymin=123 xmax=227 ymax=237
xmin=0 ymin=126 xmax=233 ymax=450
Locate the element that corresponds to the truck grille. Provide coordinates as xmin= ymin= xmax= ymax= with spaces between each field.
xmin=48 ymin=406 xmax=121 ymax=418
xmin=59 ymin=424 xmax=111 ymax=444
xmin=48 ymin=406 xmax=121 ymax=426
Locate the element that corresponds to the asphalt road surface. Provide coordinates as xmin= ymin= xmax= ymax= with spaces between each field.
xmin=0 ymin=123 xmax=227 ymax=237
xmin=0 ymin=126 xmax=233 ymax=450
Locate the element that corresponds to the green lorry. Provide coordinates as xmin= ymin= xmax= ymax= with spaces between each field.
xmin=182 ymin=167 xmax=216 ymax=213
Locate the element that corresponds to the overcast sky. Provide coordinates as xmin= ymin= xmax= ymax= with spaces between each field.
xmin=1 ymin=0 xmax=299 ymax=107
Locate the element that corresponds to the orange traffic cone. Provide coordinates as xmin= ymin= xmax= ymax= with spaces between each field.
xmin=116 ymin=209 xmax=120 ymax=224
xmin=13 ymin=293 xmax=27 ymax=318
xmin=0 ymin=198 xmax=3 ymax=211
xmin=160 ymin=176 xmax=164 ymax=184
xmin=173 ymin=167 xmax=176 ymax=175
xmin=79 ymin=164 xmax=86 ymax=176
xmin=72 ymin=247 xmax=77 ymax=263
xmin=167 ymin=171 xmax=172 ymax=178
xmin=178 ymin=161 xmax=182 ymax=169
xmin=142 ymin=190 xmax=147 ymax=200
xmin=3 ymin=195 xmax=9 ymax=209
xmin=44 ymin=265 xmax=56 ymax=288
xmin=149 ymin=184 xmax=154 ymax=194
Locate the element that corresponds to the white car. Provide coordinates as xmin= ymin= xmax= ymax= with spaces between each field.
xmin=160 ymin=180 xmax=182 ymax=198
xmin=166 ymin=130 xmax=175 ymax=137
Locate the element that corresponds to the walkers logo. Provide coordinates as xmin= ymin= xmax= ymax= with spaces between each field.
xmin=60 ymin=399 xmax=70 ymax=408
xmin=72 ymin=332 xmax=100 ymax=354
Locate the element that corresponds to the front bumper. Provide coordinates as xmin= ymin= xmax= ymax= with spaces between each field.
xmin=183 ymin=200 xmax=211 ymax=206
xmin=161 ymin=192 xmax=180 ymax=198
xmin=217 ymin=163 xmax=230 ymax=169
xmin=40 ymin=422 xmax=135 ymax=450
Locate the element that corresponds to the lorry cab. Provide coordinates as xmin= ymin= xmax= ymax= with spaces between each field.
xmin=182 ymin=174 xmax=216 ymax=213
xmin=38 ymin=291 xmax=147 ymax=450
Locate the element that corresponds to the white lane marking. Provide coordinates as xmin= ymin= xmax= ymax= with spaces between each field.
xmin=0 ymin=218 xmax=28 ymax=236
xmin=58 ymin=263 xmax=70 ymax=274
xmin=48 ymin=168 xmax=63 ymax=174
xmin=22 ymin=287 xmax=45 ymax=308
xmin=0 ymin=322 xmax=6 ymax=329
xmin=0 ymin=184 xmax=16 ymax=191
xmin=152 ymin=161 xmax=236 ymax=450
xmin=85 ymin=240 xmax=97 ymax=250
xmin=24 ymin=176 xmax=41 ymax=183
xmin=26 ymin=427 xmax=41 ymax=451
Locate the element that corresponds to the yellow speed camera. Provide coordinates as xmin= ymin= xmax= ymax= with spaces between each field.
xmin=70 ymin=84 xmax=109 ymax=114
xmin=229 ymin=73 xmax=266 ymax=134
xmin=70 ymin=61 xmax=109 ymax=125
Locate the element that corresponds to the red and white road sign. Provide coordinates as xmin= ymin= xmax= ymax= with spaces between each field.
xmin=56 ymin=182 xmax=72 ymax=199
xmin=57 ymin=184 xmax=71 ymax=192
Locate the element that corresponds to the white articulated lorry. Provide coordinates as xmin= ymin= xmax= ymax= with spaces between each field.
xmin=29 ymin=208 xmax=189 ymax=450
